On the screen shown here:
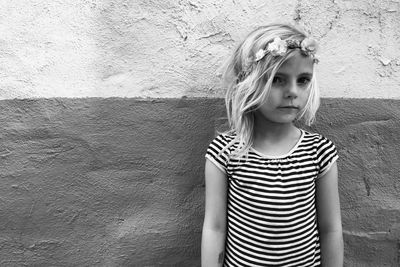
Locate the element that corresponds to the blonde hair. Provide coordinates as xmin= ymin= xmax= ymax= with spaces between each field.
xmin=222 ymin=23 xmax=320 ymax=158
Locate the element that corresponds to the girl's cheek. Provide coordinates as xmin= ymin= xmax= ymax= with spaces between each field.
xmin=271 ymin=84 xmax=284 ymax=90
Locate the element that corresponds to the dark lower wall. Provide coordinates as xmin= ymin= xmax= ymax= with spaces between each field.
xmin=0 ymin=98 xmax=399 ymax=266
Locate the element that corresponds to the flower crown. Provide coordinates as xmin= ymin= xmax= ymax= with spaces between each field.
xmin=238 ymin=37 xmax=318 ymax=82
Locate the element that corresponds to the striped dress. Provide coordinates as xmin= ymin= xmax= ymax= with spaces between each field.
xmin=205 ymin=129 xmax=338 ymax=267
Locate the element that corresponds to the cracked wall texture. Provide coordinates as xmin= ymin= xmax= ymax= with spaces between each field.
xmin=1 ymin=0 xmax=400 ymax=98
xmin=0 ymin=0 xmax=400 ymax=266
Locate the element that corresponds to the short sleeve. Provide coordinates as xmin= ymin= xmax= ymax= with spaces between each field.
xmin=205 ymin=134 xmax=232 ymax=173
xmin=316 ymin=136 xmax=339 ymax=178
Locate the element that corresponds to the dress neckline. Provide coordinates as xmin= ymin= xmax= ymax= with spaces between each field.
xmin=250 ymin=129 xmax=305 ymax=159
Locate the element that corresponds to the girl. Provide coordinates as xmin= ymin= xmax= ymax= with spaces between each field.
xmin=201 ymin=23 xmax=343 ymax=267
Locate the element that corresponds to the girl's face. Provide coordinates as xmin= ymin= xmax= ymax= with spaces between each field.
xmin=255 ymin=51 xmax=314 ymax=125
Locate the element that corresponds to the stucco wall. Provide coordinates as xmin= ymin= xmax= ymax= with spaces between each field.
xmin=0 ymin=98 xmax=399 ymax=266
xmin=1 ymin=0 xmax=400 ymax=99
xmin=0 ymin=0 xmax=400 ymax=266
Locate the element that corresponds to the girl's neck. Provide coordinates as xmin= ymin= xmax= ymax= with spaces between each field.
xmin=252 ymin=121 xmax=301 ymax=157
xmin=253 ymin=120 xmax=299 ymax=142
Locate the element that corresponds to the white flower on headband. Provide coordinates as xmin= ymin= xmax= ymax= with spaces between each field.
xmin=254 ymin=37 xmax=288 ymax=62
xmin=267 ymin=37 xmax=288 ymax=57
xmin=255 ymin=49 xmax=267 ymax=61
xmin=301 ymin=37 xmax=318 ymax=55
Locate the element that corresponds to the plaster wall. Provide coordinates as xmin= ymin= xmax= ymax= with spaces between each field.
xmin=0 ymin=98 xmax=399 ymax=266
xmin=0 ymin=0 xmax=400 ymax=266
xmin=0 ymin=0 xmax=400 ymax=99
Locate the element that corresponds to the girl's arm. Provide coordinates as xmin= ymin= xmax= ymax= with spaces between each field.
xmin=316 ymin=162 xmax=344 ymax=267
xmin=201 ymin=159 xmax=228 ymax=267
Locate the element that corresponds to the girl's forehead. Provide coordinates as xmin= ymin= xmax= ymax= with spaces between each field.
xmin=277 ymin=52 xmax=314 ymax=75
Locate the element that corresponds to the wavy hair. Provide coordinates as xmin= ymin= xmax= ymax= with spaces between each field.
xmin=222 ymin=23 xmax=320 ymax=158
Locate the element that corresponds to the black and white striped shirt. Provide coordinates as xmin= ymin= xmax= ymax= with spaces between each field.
xmin=205 ymin=129 xmax=338 ymax=267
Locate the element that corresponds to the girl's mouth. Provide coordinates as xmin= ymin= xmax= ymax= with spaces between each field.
xmin=278 ymin=106 xmax=299 ymax=109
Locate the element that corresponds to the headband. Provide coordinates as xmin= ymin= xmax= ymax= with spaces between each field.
xmin=237 ymin=37 xmax=319 ymax=82
xmin=255 ymin=37 xmax=318 ymax=61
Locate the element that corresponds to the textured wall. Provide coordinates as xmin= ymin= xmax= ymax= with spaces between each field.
xmin=1 ymin=0 xmax=400 ymax=99
xmin=0 ymin=98 xmax=399 ymax=266
xmin=0 ymin=98 xmax=210 ymax=266
xmin=1 ymin=0 xmax=400 ymax=266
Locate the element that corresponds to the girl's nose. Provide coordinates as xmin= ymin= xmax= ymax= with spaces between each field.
xmin=285 ymin=81 xmax=298 ymax=98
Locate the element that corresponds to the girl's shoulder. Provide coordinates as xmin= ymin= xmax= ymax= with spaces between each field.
xmin=300 ymin=129 xmax=338 ymax=155
xmin=300 ymin=129 xmax=339 ymax=177
xmin=208 ymin=130 xmax=236 ymax=144
xmin=301 ymin=129 xmax=335 ymax=144
xmin=205 ymin=132 xmax=237 ymax=172
xmin=206 ymin=131 xmax=239 ymax=153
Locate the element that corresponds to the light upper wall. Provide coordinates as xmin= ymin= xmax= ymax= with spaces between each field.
xmin=1 ymin=0 xmax=399 ymax=99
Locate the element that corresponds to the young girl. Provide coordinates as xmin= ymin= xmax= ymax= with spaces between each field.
xmin=201 ymin=23 xmax=343 ymax=267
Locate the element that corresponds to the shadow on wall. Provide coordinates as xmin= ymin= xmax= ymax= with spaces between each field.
xmin=0 ymin=98 xmax=399 ymax=266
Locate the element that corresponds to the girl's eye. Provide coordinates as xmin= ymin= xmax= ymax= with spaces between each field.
xmin=272 ymin=76 xmax=285 ymax=85
xmin=298 ymin=77 xmax=311 ymax=86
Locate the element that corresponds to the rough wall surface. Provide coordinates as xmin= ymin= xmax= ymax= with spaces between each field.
xmin=0 ymin=0 xmax=400 ymax=266
xmin=0 ymin=98 xmax=399 ymax=266
xmin=0 ymin=98 xmax=211 ymax=266
xmin=1 ymin=0 xmax=400 ymax=99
